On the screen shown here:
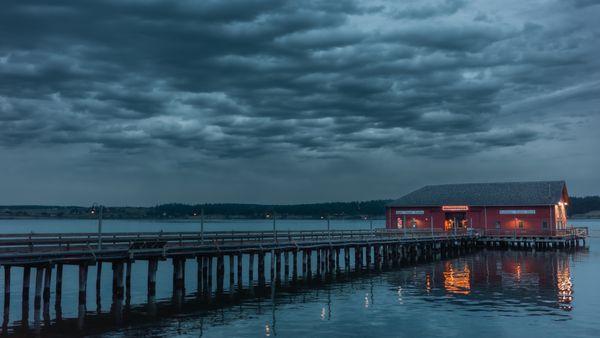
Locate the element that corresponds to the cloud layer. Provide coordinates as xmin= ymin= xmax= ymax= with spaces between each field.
xmin=1 ymin=0 xmax=599 ymax=204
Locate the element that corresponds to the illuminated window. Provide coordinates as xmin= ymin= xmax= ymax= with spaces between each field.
xmin=518 ymin=220 xmax=524 ymax=229
xmin=495 ymin=221 xmax=501 ymax=229
xmin=410 ymin=219 xmax=417 ymax=228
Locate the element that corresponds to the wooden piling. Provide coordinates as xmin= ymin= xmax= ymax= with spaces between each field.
xmin=22 ymin=266 xmax=31 ymax=303
xmin=55 ymin=264 xmax=63 ymax=305
xmin=200 ymin=256 xmax=207 ymax=295
xmin=248 ymin=253 xmax=255 ymax=287
xmin=147 ymin=259 xmax=158 ymax=298
xmin=3 ymin=266 xmax=10 ymax=317
xmin=78 ymin=263 xmax=88 ymax=307
xmin=34 ymin=267 xmax=43 ymax=309
xmin=96 ymin=261 xmax=102 ymax=302
xmin=43 ymin=264 xmax=52 ymax=304
xmin=344 ymin=247 xmax=350 ymax=270
xmin=258 ymin=252 xmax=265 ymax=287
xmin=237 ymin=253 xmax=243 ymax=289
xmin=284 ymin=251 xmax=290 ymax=281
xmin=316 ymin=249 xmax=322 ymax=277
xmin=291 ymin=250 xmax=297 ymax=282
xmin=217 ymin=255 xmax=224 ymax=293
xmin=125 ymin=260 xmax=132 ymax=300
xmin=229 ymin=255 xmax=235 ymax=292
xmin=114 ymin=262 xmax=125 ymax=299
xmin=306 ymin=249 xmax=312 ymax=280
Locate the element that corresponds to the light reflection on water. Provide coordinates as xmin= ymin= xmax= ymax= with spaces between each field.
xmin=0 ymin=219 xmax=598 ymax=337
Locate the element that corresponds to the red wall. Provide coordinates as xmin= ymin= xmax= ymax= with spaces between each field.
xmin=386 ymin=205 xmax=566 ymax=235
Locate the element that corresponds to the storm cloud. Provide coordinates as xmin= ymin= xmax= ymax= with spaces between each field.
xmin=1 ymin=0 xmax=599 ymax=205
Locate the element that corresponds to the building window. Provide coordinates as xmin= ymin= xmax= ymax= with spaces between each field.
xmin=542 ymin=221 xmax=548 ymax=229
xmin=410 ymin=219 xmax=417 ymax=228
xmin=518 ymin=220 xmax=524 ymax=229
xmin=495 ymin=221 xmax=501 ymax=229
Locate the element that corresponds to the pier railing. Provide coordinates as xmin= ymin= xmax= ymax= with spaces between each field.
xmin=478 ymin=226 xmax=588 ymax=238
xmin=0 ymin=228 xmax=469 ymax=251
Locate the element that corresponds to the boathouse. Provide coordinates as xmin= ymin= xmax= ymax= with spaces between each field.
xmin=386 ymin=181 xmax=570 ymax=235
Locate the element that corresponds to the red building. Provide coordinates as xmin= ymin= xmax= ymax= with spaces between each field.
xmin=385 ymin=181 xmax=569 ymax=235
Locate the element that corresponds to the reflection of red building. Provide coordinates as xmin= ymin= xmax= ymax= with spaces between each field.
xmin=386 ymin=181 xmax=570 ymax=235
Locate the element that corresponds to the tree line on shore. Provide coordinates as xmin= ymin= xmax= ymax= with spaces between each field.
xmin=1 ymin=196 xmax=599 ymax=219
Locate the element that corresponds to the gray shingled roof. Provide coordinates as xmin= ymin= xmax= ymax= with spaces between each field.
xmin=387 ymin=181 xmax=568 ymax=207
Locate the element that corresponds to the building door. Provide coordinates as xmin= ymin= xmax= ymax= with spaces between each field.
xmin=444 ymin=212 xmax=466 ymax=231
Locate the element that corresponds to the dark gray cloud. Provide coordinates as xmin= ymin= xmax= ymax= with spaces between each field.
xmin=1 ymin=0 xmax=599 ymax=204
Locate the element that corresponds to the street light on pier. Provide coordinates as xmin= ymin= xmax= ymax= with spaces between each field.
xmin=90 ymin=203 xmax=104 ymax=250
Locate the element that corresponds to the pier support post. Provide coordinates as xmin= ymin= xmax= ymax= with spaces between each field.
xmin=237 ymin=253 xmax=243 ymax=290
xmin=229 ymin=255 xmax=235 ymax=292
xmin=125 ymin=260 xmax=132 ymax=301
xmin=248 ymin=253 xmax=255 ymax=288
xmin=276 ymin=251 xmax=282 ymax=285
xmin=113 ymin=261 xmax=125 ymax=299
xmin=344 ymin=247 xmax=350 ymax=271
xmin=3 ymin=266 xmax=10 ymax=319
xmin=366 ymin=245 xmax=371 ymax=270
xmin=306 ymin=249 xmax=312 ymax=281
xmin=284 ymin=251 xmax=290 ymax=282
xmin=217 ymin=255 xmax=224 ymax=294
xmin=292 ymin=250 xmax=298 ymax=282
xmin=316 ymin=249 xmax=322 ymax=277
xmin=328 ymin=247 xmax=334 ymax=274
xmin=258 ymin=252 xmax=265 ymax=287
xmin=147 ymin=259 xmax=158 ymax=299
xmin=96 ymin=261 xmax=102 ymax=306
xmin=301 ymin=250 xmax=307 ymax=278
xmin=43 ymin=264 xmax=52 ymax=304
xmin=22 ymin=266 xmax=31 ymax=304
xmin=34 ymin=267 xmax=43 ymax=310
xmin=78 ymin=263 xmax=88 ymax=308
xmin=354 ymin=246 xmax=360 ymax=270
xmin=197 ymin=256 xmax=203 ymax=295
xmin=55 ymin=264 xmax=63 ymax=307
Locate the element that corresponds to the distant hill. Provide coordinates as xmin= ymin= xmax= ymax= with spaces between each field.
xmin=0 ymin=200 xmax=392 ymax=220
xmin=1 ymin=196 xmax=598 ymax=219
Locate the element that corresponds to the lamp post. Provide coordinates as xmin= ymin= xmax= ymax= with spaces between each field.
xmin=91 ymin=203 xmax=103 ymax=250
xmin=200 ymin=207 xmax=204 ymax=244
xmin=272 ymin=210 xmax=277 ymax=243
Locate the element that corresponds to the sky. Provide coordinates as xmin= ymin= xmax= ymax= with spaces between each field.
xmin=1 ymin=0 xmax=600 ymax=206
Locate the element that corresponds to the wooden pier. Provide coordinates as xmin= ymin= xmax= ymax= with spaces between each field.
xmin=0 ymin=227 xmax=588 ymax=332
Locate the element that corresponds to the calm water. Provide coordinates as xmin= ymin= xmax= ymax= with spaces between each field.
xmin=0 ymin=219 xmax=599 ymax=337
